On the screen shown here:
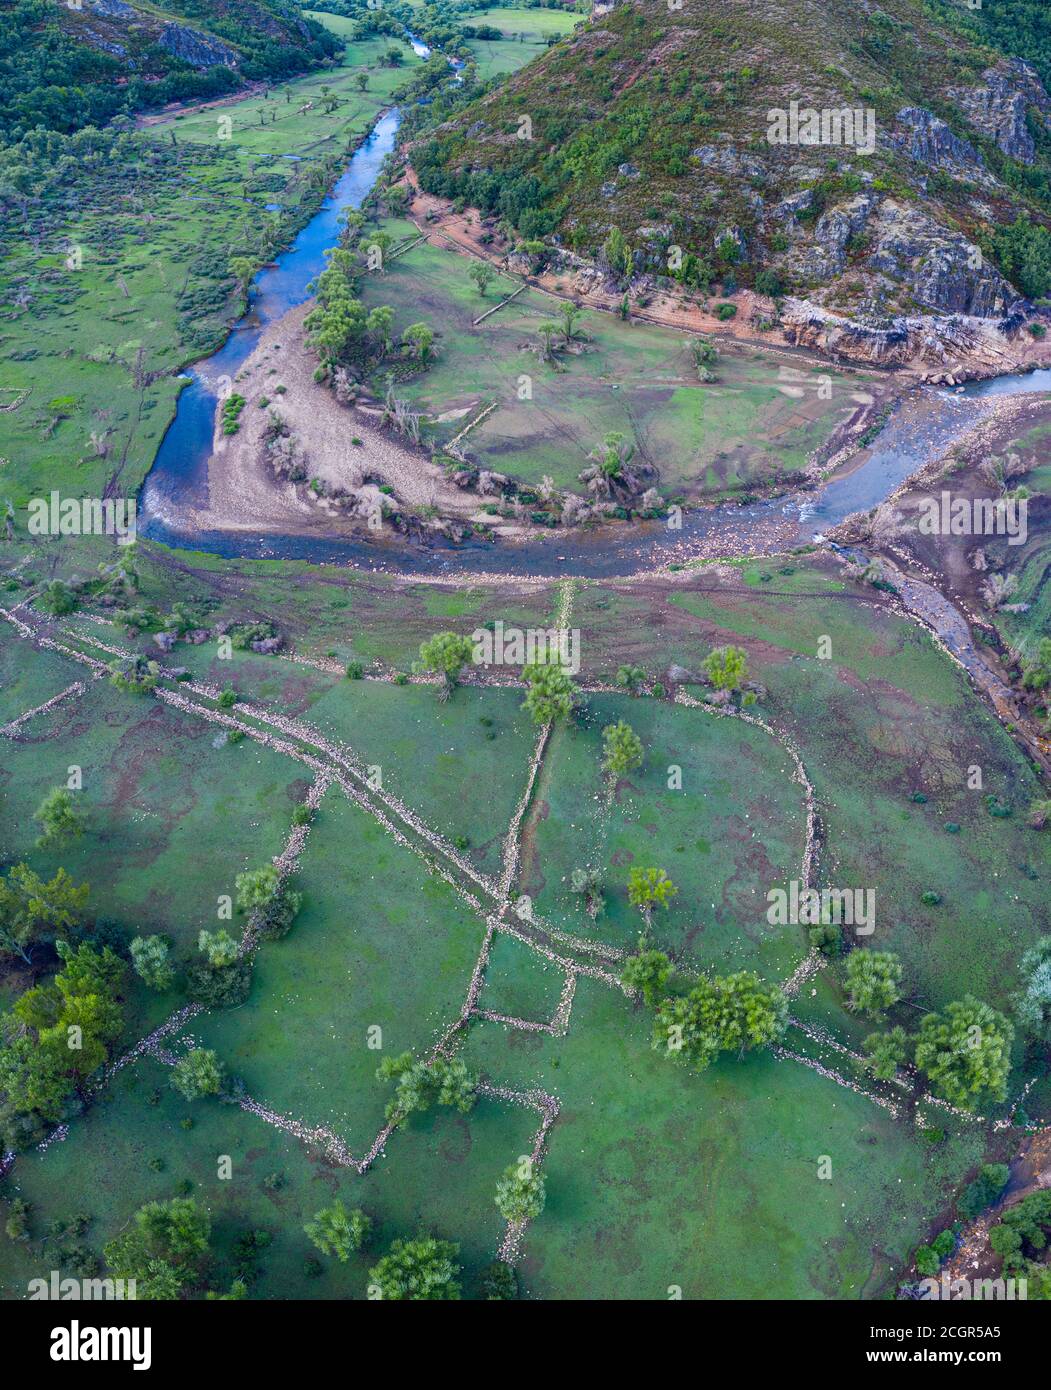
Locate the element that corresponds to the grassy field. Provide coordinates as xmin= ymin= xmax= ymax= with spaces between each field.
xmin=0 ymin=29 xmax=421 ymax=525
xmin=186 ymin=788 xmax=487 ymax=1152
xmin=459 ymin=979 xmax=987 ymax=1300
xmin=1 ymin=553 xmax=1045 ymax=1297
xmin=518 ymin=692 xmax=808 ymax=979
xmin=0 ymin=640 xmax=305 ymax=964
xmin=0 ymin=1056 xmax=536 ymax=1300
xmin=359 ymin=217 xmax=872 ymax=501
xmin=465 ymin=5 xmax=581 ymax=79
xmin=570 ymin=558 xmax=1051 ymax=1024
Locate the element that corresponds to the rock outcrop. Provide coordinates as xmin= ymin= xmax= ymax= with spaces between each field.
xmin=159 ymin=22 xmax=238 ymax=69
xmin=949 ymin=59 xmax=1051 ymax=165
xmin=890 ymin=107 xmax=990 ymax=183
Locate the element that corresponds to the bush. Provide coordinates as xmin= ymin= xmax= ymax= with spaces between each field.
xmin=716 ymin=303 xmax=738 ymax=321
xmin=958 ymin=1164 xmax=1009 ymax=1221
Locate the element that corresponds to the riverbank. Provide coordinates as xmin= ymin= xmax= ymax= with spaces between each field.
xmin=190 ymin=300 xmax=526 ymax=542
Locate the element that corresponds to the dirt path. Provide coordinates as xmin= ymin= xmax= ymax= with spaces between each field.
xmin=135 ymin=82 xmax=270 ymax=129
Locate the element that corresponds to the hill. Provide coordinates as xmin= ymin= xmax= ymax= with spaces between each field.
xmin=0 ymin=0 xmax=341 ymax=139
xmin=411 ymin=0 xmax=1051 ymax=368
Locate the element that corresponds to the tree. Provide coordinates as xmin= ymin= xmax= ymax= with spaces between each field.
xmin=33 ymin=787 xmax=85 ymax=849
xmin=355 ymin=72 xmax=369 ymax=92
xmin=234 ymin=865 xmax=302 ymax=940
xmin=419 ymin=631 xmax=474 ymax=697
xmin=0 ymin=863 xmax=89 ymax=964
xmin=653 ymin=971 xmax=787 ymax=1072
xmin=558 ymin=301 xmax=584 ymax=345
xmin=367 ymin=1236 xmax=461 ymax=1300
xmin=495 ymin=1159 xmax=545 ymax=1222
xmin=482 ymin=1261 xmax=518 ymax=1300
xmin=229 ymin=256 xmax=255 ymax=298
xmin=615 ymin=663 xmax=646 ymax=695
xmin=690 ymin=337 xmax=718 ymax=382
xmin=104 ymin=1197 xmax=210 ymax=1299
xmin=1014 ymin=938 xmax=1051 ymax=1044
xmin=863 ymin=1025 xmax=909 ymax=1081
xmin=914 ymin=996 xmax=1014 ymax=1110
xmin=401 ymin=321 xmax=435 ymax=363
xmin=171 ymin=1048 xmax=224 ymax=1101
xmin=703 ymin=644 xmax=748 ymax=693
xmin=536 ymin=321 xmax=559 ymax=362
xmin=845 ymin=950 xmax=902 ymax=1018
xmin=235 ymin=866 xmax=280 ymax=914
xmin=378 ymin=1052 xmax=478 ymax=1126
xmin=594 ymin=430 xmax=633 ymax=481
xmin=521 ymin=658 xmax=576 ymax=724
xmin=621 ymin=948 xmax=673 ymax=1006
xmin=108 ymin=655 xmax=158 ymax=694
xmin=602 ymin=225 xmax=632 ymax=284
xmin=39 ymin=580 xmax=77 ymax=616
xmin=469 ymin=262 xmax=495 ymax=297
xmin=1022 ymin=638 xmax=1051 ymax=691
xmin=130 ymin=935 xmax=175 ymax=991
xmin=958 ymin=1163 xmax=1010 ymax=1221
xmin=198 ymin=929 xmax=238 ymax=969
xmin=601 ymin=720 xmax=644 ymax=777
xmin=304 ymin=1200 xmax=371 ymax=1262
xmin=0 ymin=941 xmax=125 ymax=1148
xmin=569 ymin=866 xmax=604 ymax=918
xmin=627 ymin=866 xmax=677 ymax=918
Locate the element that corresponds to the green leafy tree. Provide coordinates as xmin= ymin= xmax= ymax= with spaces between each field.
xmin=482 ymin=1261 xmax=518 ymax=1300
xmin=130 ymin=935 xmax=175 ymax=991
xmin=1014 ymin=938 xmax=1051 ymax=1043
xmin=863 ymin=1025 xmax=909 ymax=1081
xmin=845 ymin=950 xmax=903 ymax=1018
xmin=652 ymin=971 xmax=787 ymax=1072
xmin=38 ymin=580 xmax=77 ymax=616
xmin=198 ymin=928 xmax=238 ymax=969
xmin=33 ymin=788 xmax=85 ymax=848
xmin=958 ymin=1163 xmax=1010 ymax=1221
xmin=235 ymin=866 xmax=280 ymax=914
xmin=494 ymin=1159 xmax=546 ymax=1223
xmin=469 ymin=262 xmax=495 ymax=297
xmin=558 ymin=301 xmax=584 ymax=344
xmin=627 ymin=866 xmax=677 ymax=918
xmin=602 ymin=225 xmax=633 ymax=285
xmin=367 ymin=1236 xmax=461 ymax=1300
xmin=104 ymin=1197 xmax=210 ymax=1298
xmin=229 ymin=256 xmax=255 ymax=297
xmin=171 ymin=1048 xmax=224 ymax=1102
xmin=377 ymin=1052 xmax=478 ymax=1126
xmin=0 ymin=863 xmax=89 ymax=964
xmin=304 ymin=1200 xmax=371 ymax=1262
xmin=621 ymin=948 xmax=672 ymax=1006
xmin=601 ymin=720 xmax=644 ymax=777
xmin=401 ymin=321 xmax=435 ymax=363
xmin=914 ymin=996 xmax=1014 ymax=1111
xmin=703 ymin=644 xmax=748 ymax=693
xmin=419 ymin=631 xmax=475 ymax=696
xmin=615 ymin=663 xmax=647 ymax=694
xmin=521 ymin=658 xmax=576 ymax=724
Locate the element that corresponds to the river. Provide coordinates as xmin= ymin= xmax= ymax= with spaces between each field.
xmin=140 ymin=93 xmax=1051 ymax=581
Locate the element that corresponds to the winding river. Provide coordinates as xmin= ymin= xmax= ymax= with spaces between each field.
xmin=140 ymin=94 xmax=1051 ymax=581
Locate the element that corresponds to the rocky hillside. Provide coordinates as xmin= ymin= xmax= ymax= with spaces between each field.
xmin=413 ymin=0 xmax=1051 ymax=366
xmin=0 ymin=0 xmax=341 ymax=138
